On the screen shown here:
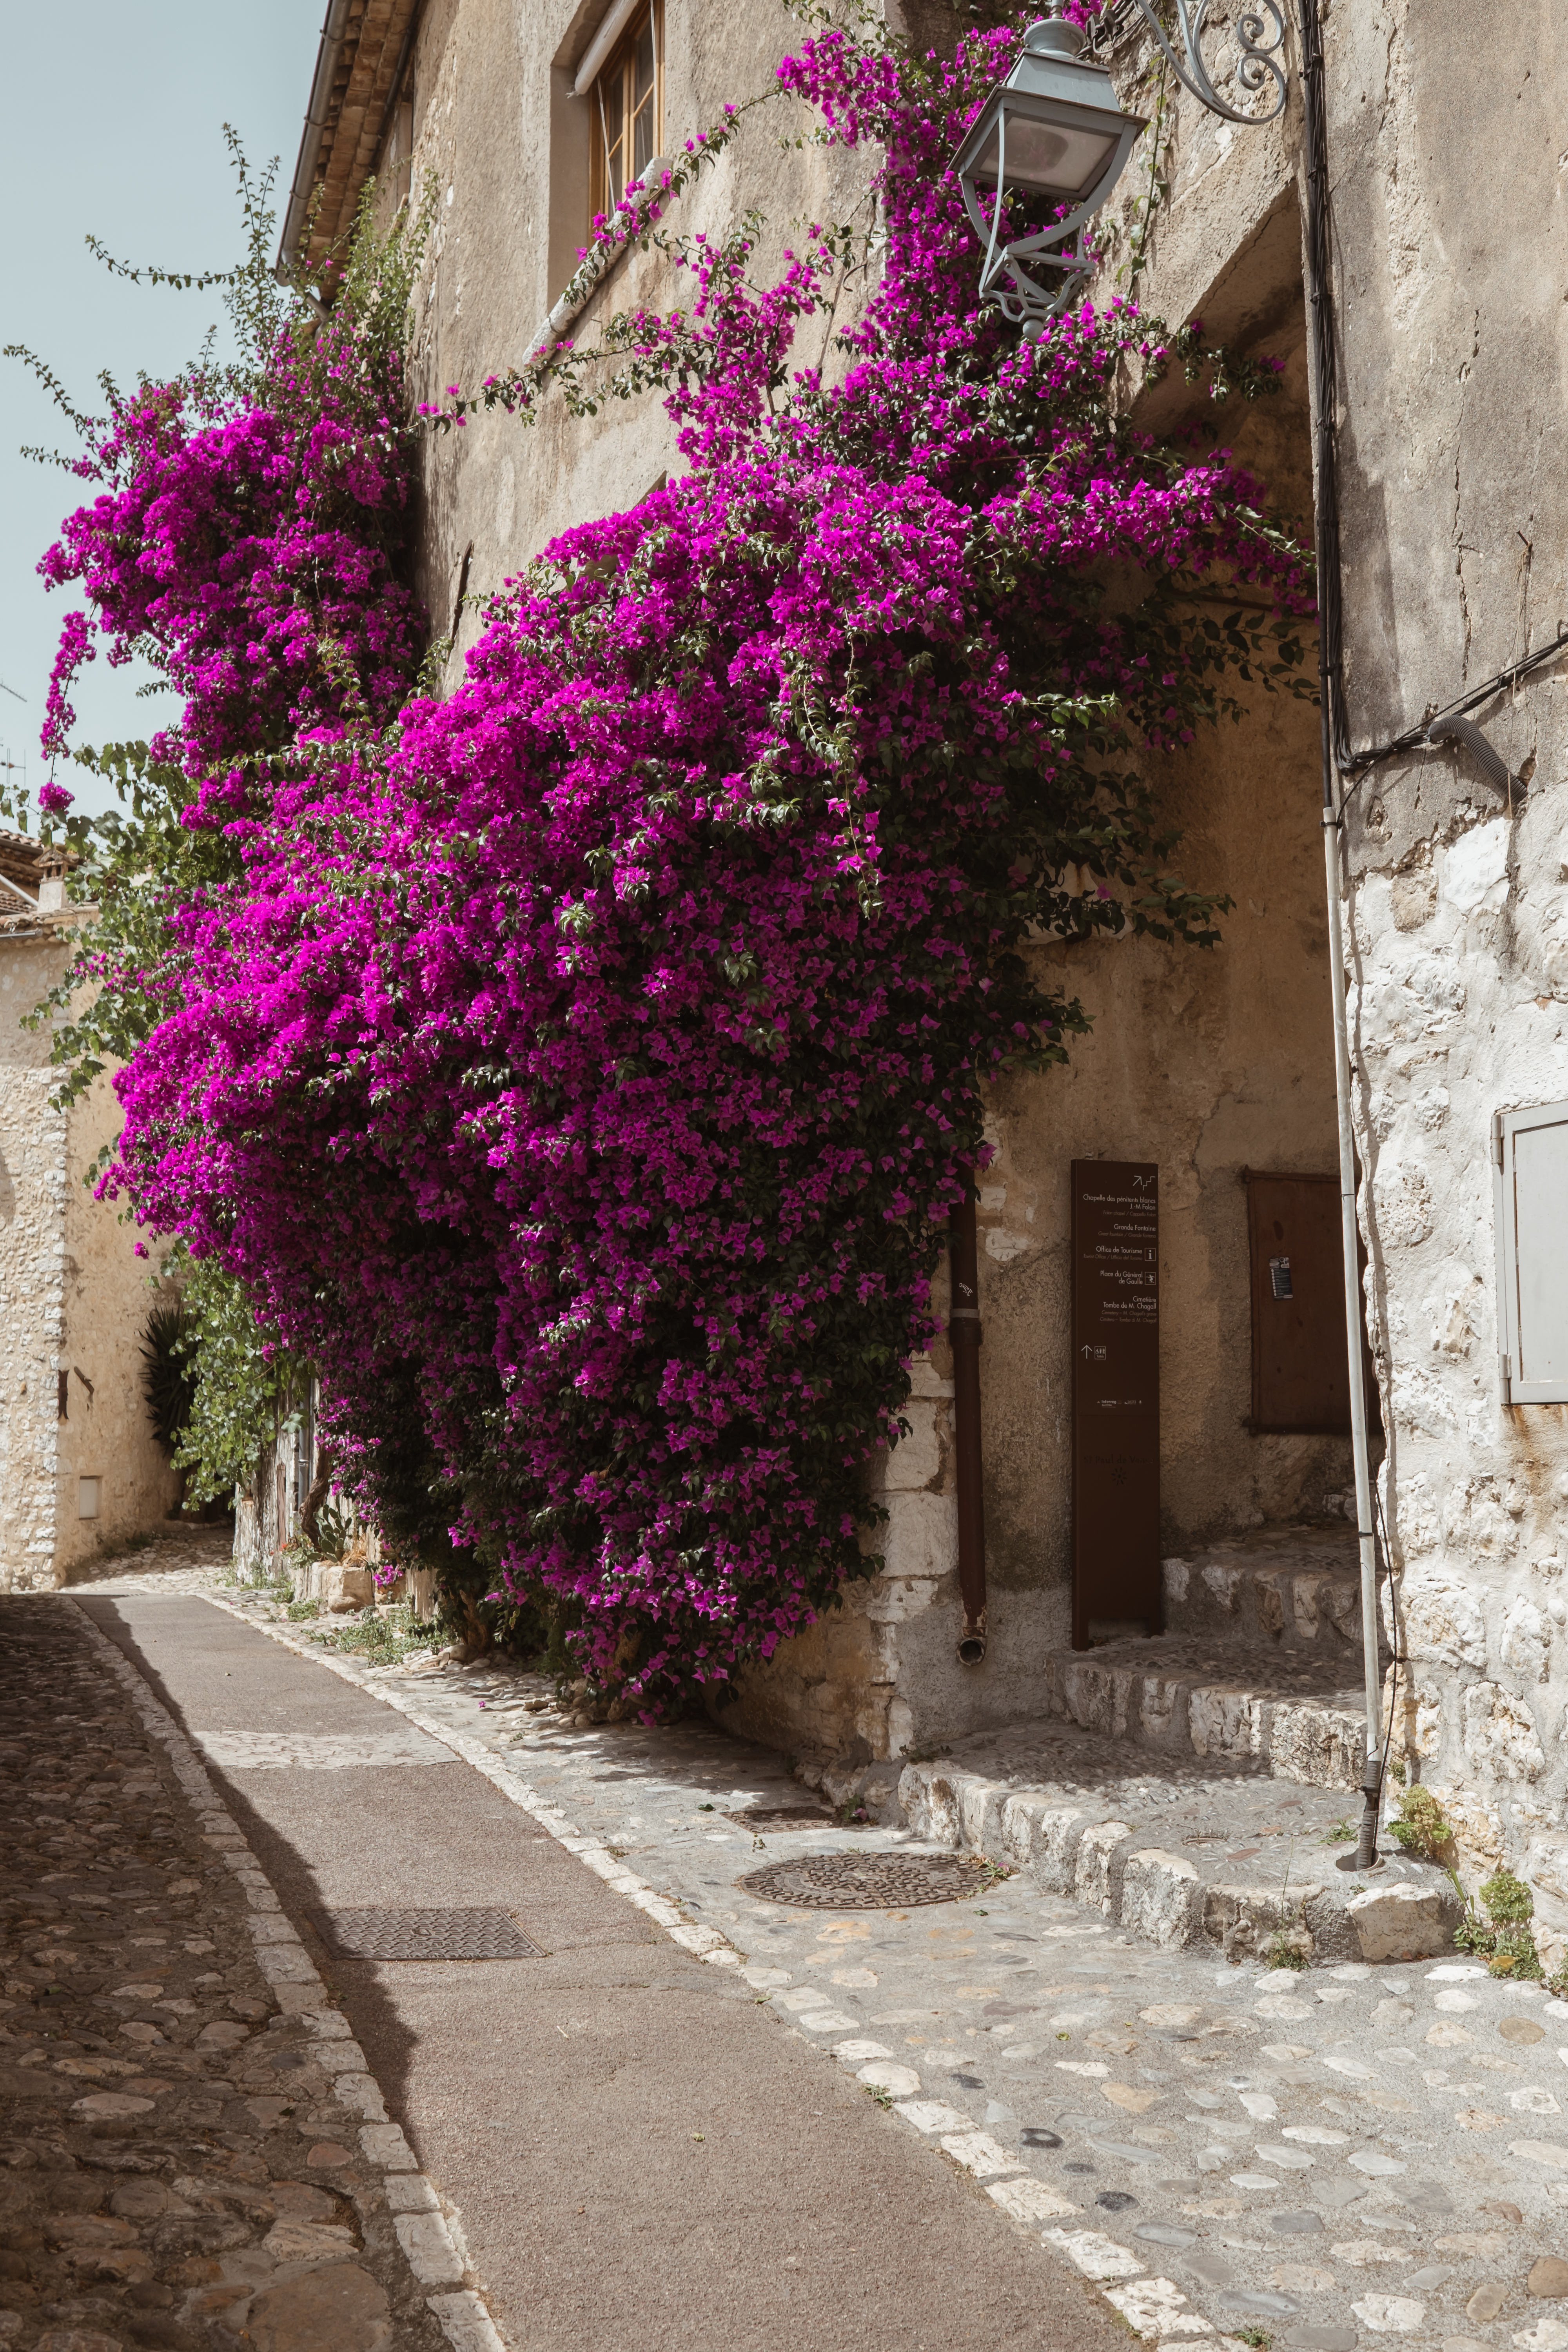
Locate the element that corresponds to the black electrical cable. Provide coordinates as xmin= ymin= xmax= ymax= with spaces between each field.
xmin=1299 ymin=0 xmax=1347 ymax=811
xmin=1339 ymin=627 xmax=1568 ymax=795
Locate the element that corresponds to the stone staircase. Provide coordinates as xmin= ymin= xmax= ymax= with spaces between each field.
xmin=1161 ymin=1523 xmax=1374 ymax=1648
xmin=1044 ymin=1524 xmax=1385 ymax=1793
xmin=793 ymin=1526 xmax=1452 ymax=1969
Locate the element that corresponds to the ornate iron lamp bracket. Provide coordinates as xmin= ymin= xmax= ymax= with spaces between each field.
xmin=1128 ymin=0 xmax=1288 ymax=127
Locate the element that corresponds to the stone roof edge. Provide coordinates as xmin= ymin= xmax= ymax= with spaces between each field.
xmin=0 ymin=903 xmax=97 ymax=940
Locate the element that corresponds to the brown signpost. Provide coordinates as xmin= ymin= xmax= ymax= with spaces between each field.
xmin=1071 ymin=1159 xmax=1160 ymax=1649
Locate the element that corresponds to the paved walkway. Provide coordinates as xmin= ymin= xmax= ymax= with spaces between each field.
xmin=54 ymin=1585 xmax=1131 ymax=2352
xmin=47 ymin=1552 xmax=1568 ymax=2351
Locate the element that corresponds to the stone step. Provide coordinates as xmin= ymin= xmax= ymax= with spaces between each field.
xmin=796 ymin=1716 xmax=1461 ymax=1968
xmin=1043 ymin=1632 xmax=1376 ymax=1791
xmin=1160 ymin=1524 xmax=1386 ymax=1654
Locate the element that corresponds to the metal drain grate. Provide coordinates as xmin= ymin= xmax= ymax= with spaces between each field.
xmin=724 ymin=1807 xmax=839 ymax=1831
xmin=314 ymin=1907 xmax=544 ymax=1960
xmin=737 ymin=1852 xmax=1005 ymax=1910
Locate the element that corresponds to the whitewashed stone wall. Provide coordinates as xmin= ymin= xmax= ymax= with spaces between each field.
xmin=1352 ymin=812 xmax=1568 ymax=1898
xmin=1328 ymin=4 xmax=1568 ymax=1893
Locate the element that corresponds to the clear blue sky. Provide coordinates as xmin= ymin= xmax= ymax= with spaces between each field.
xmin=1 ymin=0 xmax=325 ymax=819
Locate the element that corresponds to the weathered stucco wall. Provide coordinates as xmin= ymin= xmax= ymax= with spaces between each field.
xmin=0 ymin=917 xmax=177 ymax=1589
xmin=1323 ymin=0 xmax=1568 ymax=1900
xmin=379 ymin=0 xmax=873 ymax=680
xmin=57 ymin=1063 xmax=180 ymax=1577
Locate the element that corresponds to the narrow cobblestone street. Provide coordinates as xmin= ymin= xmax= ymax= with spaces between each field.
xmin=12 ymin=1549 xmax=1563 ymax=2352
xmin=0 ymin=1594 xmax=462 ymax=2352
xmin=5 ymin=1565 xmax=1142 ymax=2352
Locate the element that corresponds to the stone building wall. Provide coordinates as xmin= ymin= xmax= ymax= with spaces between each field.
xmin=375 ymin=0 xmax=872 ymax=690
xmin=1322 ymin=0 xmax=1568 ymax=1907
xmin=234 ymin=1417 xmax=313 ymax=1584
xmin=0 ymin=924 xmax=69 ymax=1590
xmin=0 ymin=911 xmax=178 ymax=1589
xmin=56 ymin=1062 xmax=181 ymax=1577
xmin=322 ymin=0 xmax=1365 ymax=1759
xmin=303 ymin=0 xmax=1568 ymax=1843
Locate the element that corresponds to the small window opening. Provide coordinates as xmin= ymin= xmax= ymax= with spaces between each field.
xmin=589 ymin=0 xmax=663 ymax=224
xmin=295 ymin=1391 xmax=316 ymax=1522
xmin=78 ymin=1476 xmax=101 ymax=1521
xmin=392 ymin=93 xmax=415 ymax=207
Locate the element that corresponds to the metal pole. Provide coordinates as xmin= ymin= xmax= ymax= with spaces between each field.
xmin=1322 ymin=815 xmax=1384 ymax=1863
xmin=1301 ymin=0 xmax=1382 ymax=1865
xmin=948 ymin=1177 xmax=988 ymax=1666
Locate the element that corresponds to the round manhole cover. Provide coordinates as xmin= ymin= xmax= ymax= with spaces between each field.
xmin=737 ymin=1852 xmax=1005 ymax=1909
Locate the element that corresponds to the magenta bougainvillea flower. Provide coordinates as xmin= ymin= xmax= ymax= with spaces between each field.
xmin=40 ymin=13 xmax=1310 ymax=1710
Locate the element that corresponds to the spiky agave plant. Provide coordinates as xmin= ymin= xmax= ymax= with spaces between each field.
xmin=140 ymin=1301 xmax=197 ymax=1455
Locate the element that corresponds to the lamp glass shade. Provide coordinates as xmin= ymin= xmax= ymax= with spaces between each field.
xmin=967 ymin=113 xmax=1119 ymax=201
xmin=951 ymin=24 xmax=1149 ymax=327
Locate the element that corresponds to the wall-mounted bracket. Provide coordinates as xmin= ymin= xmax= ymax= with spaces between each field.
xmin=1127 ymin=0 xmax=1288 ymax=127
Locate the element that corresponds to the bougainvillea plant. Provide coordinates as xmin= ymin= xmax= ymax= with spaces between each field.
xmin=15 ymin=9 xmax=1312 ymax=1710
xmin=7 ymin=142 xmax=436 ymax=1503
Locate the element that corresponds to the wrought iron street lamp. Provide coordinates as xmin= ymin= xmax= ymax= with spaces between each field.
xmin=955 ymin=5 xmax=1288 ymax=334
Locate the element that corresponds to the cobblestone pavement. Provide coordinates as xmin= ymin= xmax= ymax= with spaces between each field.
xmin=0 ymin=1593 xmax=501 ymax=2352
xmin=66 ymin=1552 xmax=1568 ymax=2350
xmin=63 ymin=1531 xmax=238 ymax=1603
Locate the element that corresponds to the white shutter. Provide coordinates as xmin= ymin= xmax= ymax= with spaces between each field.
xmin=1494 ymin=1099 xmax=1568 ymax=1403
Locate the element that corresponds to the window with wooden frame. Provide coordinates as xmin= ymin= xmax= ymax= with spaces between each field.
xmin=588 ymin=0 xmax=664 ymax=224
xmin=388 ymin=87 xmax=415 ymax=209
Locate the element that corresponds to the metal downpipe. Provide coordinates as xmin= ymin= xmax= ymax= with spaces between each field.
xmin=948 ymin=1178 xmax=987 ymax=1666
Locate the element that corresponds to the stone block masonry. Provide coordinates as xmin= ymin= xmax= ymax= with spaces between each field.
xmin=894 ymin=1748 xmax=1462 ymax=1966
xmin=781 ymin=1712 xmax=1463 ymax=1968
xmin=0 ymin=1058 xmax=67 ymax=1591
xmin=1 ymin=917 xmax=178 ymax=1590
